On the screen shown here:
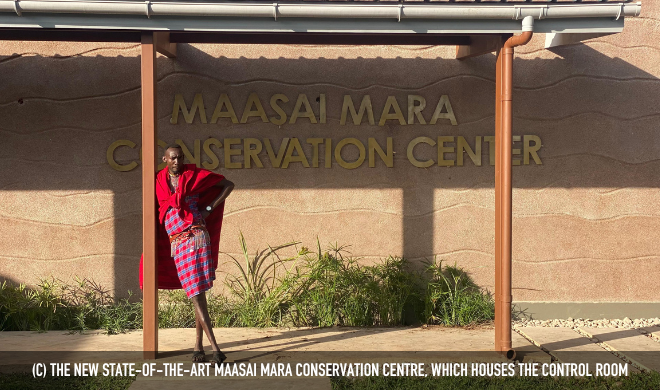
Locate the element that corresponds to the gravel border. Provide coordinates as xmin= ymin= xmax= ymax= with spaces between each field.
xmin=513 ymin=317 xmax=660 ymax=329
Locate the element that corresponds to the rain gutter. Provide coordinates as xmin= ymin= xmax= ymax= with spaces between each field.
xmin=0 ymin=1 xmax=642 ymax=21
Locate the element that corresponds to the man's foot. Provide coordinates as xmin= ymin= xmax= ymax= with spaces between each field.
xmin=209 ymin=350 xmax=227 ymax=366
xmin=192 ymin=350 xmax=206 ymax=363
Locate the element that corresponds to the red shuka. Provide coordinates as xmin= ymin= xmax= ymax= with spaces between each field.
xmin=139 ymin=164 xmax=225 ymax=290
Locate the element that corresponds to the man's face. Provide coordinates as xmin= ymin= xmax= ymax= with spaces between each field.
xmin=163 ymin=148 xmax=184 ymax=175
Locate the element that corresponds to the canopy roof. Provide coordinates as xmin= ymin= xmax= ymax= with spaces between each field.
xmin=0 ymin=0 xmax=641 ymax=39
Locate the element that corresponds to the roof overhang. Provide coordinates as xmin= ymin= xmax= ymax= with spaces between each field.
xmin=0 ymin=1 xmax=643 ymax=59
xmin=0 ymin=1 xmax=641 ymax=35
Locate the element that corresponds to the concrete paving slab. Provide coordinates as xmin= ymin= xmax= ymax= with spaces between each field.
xmin=651 ymin=327 xmax=660 ymax=339
xmin=0 ymin=326 xmax=547 ymax=371
xmin=511 ymin=331 xmax=551 ymax=364
xmin=515 ymin=327 xmax=636 ymax=373
xmin=0 ymin=327 xmax=533 ymax=357
xmin=154 ymin=326 xmax=529 ymax=365
xmin=579 ymin=327 xmax=660 ymax=372
xmin=637 ymin=326 xmax=660 ymax=342
xmin=649 ymin=326 xmax=660 ymax=340
xmin=0 ymin=330 xmax=106 ymax=350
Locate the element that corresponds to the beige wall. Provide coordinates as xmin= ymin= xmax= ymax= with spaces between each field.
xmin=1 ymin=1 xmax=658 ymax=303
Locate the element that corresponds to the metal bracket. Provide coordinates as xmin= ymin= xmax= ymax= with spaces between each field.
xmin=398 ymin=4 xmax=403 ymax=23
xmin=145 ymin=1 xmax=151 ymax=18
xmin=513 ymin=6 xmax=522 ymax=20
xmin=13 ymin=0 xmax=21 ymax=16
xmin=616 ymin=3 xmax=624 ymax=20
xmin=273 ymin=3 xmax=278 ymax=21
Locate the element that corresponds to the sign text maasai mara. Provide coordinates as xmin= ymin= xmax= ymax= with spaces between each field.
xmin=107 ymin=93 xmax=543 ymax=172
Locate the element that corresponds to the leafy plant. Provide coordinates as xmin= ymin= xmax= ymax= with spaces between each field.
xmin=99 ymin=292 xmax=142 ymax=335
xmin=0 ymin=278 xmax=67 ymax=332
xmin=423 ymin=258 xmax=494 ymax=326
xmin=159 ymin=289 xmax=196 ymax=328
xmin=286 ymin=243 xmax=421 ymax=327
xmin=0 ymin=236 xmax=496 ymax=332
xmin=0 ymin=277 xmax=141 ymax=333
xmin=224 ymin=232 xmax=301 ymax=327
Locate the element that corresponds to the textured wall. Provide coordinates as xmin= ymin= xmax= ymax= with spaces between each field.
xmin=0 ymin=2 xmax=658 ymax=302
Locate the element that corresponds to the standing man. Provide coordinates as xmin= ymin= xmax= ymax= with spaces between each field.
xmin=140 ymin=144 xmax=234 ymax=365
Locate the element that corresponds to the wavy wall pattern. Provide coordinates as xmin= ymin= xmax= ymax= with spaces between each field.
xmin=0 ymin=1 xmax=658 ymax=301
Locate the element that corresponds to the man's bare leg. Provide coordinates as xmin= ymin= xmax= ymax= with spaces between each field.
xmin=195 ymin=315 xmax=203 ymax=350
xmin=191 ymin=293 xmax=221 ymax=352
xmin=192 ymin=315 xmax=205 ymax=361
xmin=191 ymin=314 xmax=206 ymax=362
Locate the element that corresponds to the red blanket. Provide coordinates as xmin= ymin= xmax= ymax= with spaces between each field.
xmin=139 ymin=164 xmax=225 ymax=290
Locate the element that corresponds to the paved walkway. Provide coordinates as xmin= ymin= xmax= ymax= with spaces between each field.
xmin=0 ymin=326 xmax=540 ymax=363
xmin=1 ymin=325 xmax=658 ymax=390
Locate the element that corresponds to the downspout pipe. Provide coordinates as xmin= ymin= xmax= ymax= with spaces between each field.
xmin=496 ymin=15 xmax=533 ymax=361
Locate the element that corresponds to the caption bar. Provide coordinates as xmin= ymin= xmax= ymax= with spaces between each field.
xmin=33 ymin=362 xmax=629 ymax=378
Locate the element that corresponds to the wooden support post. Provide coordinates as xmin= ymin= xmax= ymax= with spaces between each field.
xmin=456 ymin=35 xmax=505 ymax=60
xmin=154 ymin=32 xmax=177 ymax=58
xmin=141 ymin=32 xmax=158 ymax=360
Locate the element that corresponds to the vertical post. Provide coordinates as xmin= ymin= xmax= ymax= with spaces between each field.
xmin=494 ymin=43 xmax=503 ymax=353
xmin=141 ymin=32 xmax=158 ymax=360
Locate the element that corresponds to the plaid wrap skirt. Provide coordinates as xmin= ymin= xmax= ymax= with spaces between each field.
xmin=172 ymin=230 xmax=216 ymax=298
xmin=164 ymin=194 xmax=215 ymax=298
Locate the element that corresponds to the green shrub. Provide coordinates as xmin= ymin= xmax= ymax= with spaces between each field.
xmin=368 ymin=256 xmax=421 ymax=326
xmin=285 ymin=245 xmax=421 ymax=327
xmin=224 ymin=232 xmax=301 ymax=327
xmin=0 ymin=278 xmax=66 ymax=331
xmin=98 ymin=295 xmax=142 ymax=335
xmin=159 ymin=289 xmax=195 ymax=328
xmin=0 ymin=237 xmax=496 ymax=331
xmin=0 ymin=277 xmax=142 ymax=333
xmin=423 ymin=259 xmax=495 ymax=326
xmin=59 ymin=277 xmax=141 ymax=334
xmin=158 ymin=289 xmax=235 ymax=329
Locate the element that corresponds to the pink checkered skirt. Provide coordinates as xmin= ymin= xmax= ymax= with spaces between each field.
xmin=172 ymin=235 xmax=216 ymax=298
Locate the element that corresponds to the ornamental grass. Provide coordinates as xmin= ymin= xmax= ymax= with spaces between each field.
xmin=0 ymin=236 xmax=494 ymax=332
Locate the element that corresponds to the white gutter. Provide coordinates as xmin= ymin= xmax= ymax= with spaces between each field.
xmin=0 ymin=1 xmax=642 ymax=21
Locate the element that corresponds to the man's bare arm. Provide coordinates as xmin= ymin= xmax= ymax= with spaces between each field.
xmin=201 ymin=178 xmax=234 ymax=218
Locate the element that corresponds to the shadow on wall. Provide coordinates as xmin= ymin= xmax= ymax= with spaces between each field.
xmin=0 ymin=275 xmax=19 ymax=287
xmin=0 ymin=42 xmax=658 ymax=298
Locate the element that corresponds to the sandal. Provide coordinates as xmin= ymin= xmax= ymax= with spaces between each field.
xmin=209 ymin=350 xmax=227 ymax=366
xmin=192 ymin=350 xmax=207 ymax=363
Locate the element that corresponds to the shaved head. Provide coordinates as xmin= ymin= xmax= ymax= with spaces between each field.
xmin=163 ymin=145 xmax=184 ymax=175
xmin=164 ymin=144 xmax=182 ymax=156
